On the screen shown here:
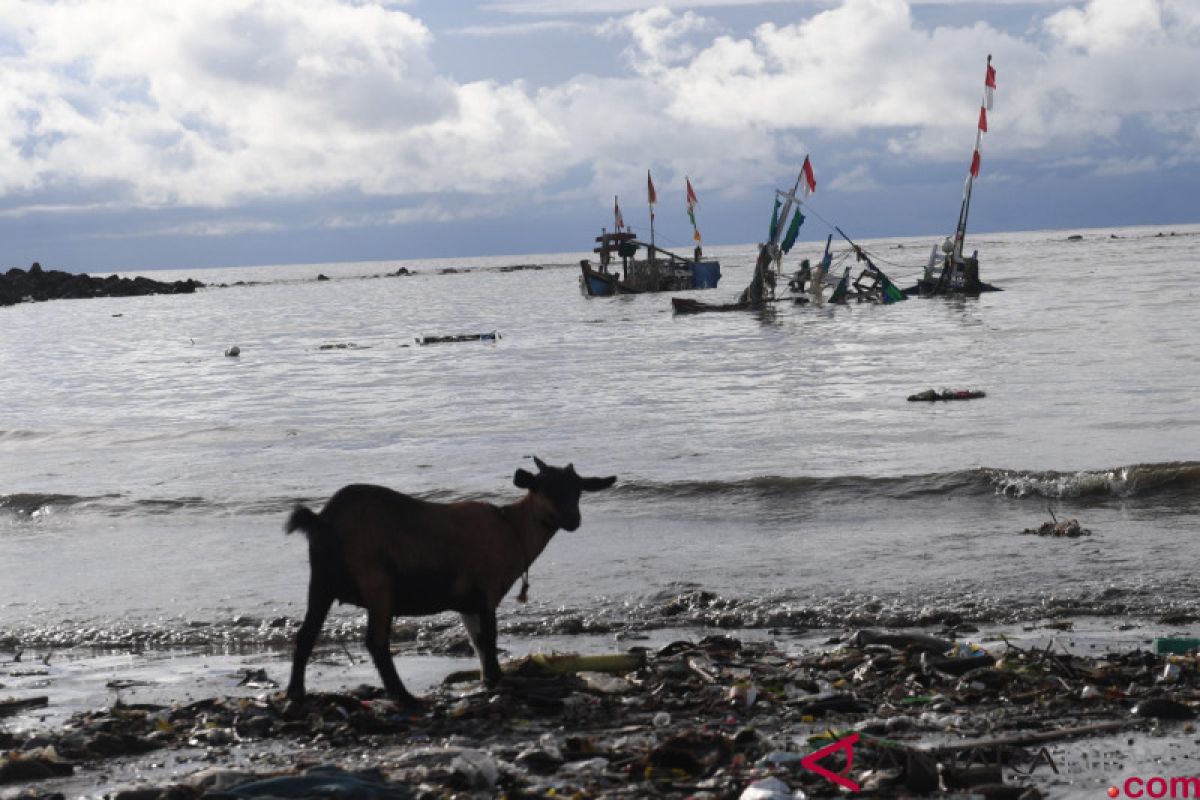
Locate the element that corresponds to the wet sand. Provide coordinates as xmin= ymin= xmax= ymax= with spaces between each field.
xmin=3 ymin=616 xmax=1199 ymax=799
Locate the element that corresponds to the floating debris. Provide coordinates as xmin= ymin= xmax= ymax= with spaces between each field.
xmin=1022 ymin=506 xmax=1091 ymax=537
xmin=224 ymin=346 xmax=241 ymax=357
xmin=907 ymin=388 xmax=986 ymax=402
xmin=416 ymin=331 xmax=500 ymax=345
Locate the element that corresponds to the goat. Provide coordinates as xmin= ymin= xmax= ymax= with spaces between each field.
xmin=284 ymin=457 xmax=616 ymax=706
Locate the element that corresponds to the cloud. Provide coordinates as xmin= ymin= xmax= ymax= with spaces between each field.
xmin=1 ymin=0 xmax=1197 ymax=242
xmin=444 ymin=20 xmax=585 ymax=37
xmin=1092 ymin=156 xmax=1159 ymax=176
xmin=828 ymin=164 xmax=880 ymax=192
xmin=484 ymin=0 xmax=1075 ymax=12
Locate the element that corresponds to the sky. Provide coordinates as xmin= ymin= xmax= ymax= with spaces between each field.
xmin=1 ymin=0 xmax=1197 ymax=271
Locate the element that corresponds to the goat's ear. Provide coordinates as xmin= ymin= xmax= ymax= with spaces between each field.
xmin=581 ymin=475 xmax=617 ymax=492
xmin=514 ymin=468 xmax=537 ymax=489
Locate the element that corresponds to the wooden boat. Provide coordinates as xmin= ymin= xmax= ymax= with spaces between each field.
xmin=913 ymin=56 xmax=1001 ymax=297
xmin=671 ymin=297 xmax=752 ymax=314
xmin=580 ymin=182 xmax=721 ymax=297
xmin=580 ymin=229 xmax=720 ymax=296
xmin=671 ymin=243 xmax=776 ymax=313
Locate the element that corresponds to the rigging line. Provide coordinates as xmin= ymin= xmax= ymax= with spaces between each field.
xmin=795 ymin=198 xmax=929 ymax=273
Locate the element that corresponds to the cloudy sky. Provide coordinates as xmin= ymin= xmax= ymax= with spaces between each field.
xmin=1 ymin=0 xmax=1197 ymax=271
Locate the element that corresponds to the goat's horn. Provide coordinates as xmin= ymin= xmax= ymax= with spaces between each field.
xmin=533 ymin=456 xmax=547 ymax=471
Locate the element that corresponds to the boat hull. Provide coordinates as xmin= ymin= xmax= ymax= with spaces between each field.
xmin=581 ymin=259 xmax=720 ymax=296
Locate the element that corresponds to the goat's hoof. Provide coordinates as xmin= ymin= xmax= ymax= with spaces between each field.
xmin=393 ymin=694 xmax=429 ymax=712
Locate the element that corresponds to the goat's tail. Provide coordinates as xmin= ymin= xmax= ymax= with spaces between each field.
xmin=285 ymin=505 xmax=325 ymax=539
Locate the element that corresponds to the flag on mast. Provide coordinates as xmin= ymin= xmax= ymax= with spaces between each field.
xmin=969 ymin=56 xmax=996 ymax=180
xmin=685 ymin=177 xmax=701 ymax=242
xmin=800 ymin=156 xmax=817 ymax=199
xmin=984 ymin=58 xmax=996 ymax=110
xmin=613 ymin=195 xmax=624 ymax=231
xmin=647 ymin=170 xmax=657 ymax=206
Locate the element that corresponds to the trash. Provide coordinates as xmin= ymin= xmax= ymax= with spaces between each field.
xmin=739 ymin=776 xmax=803 ymax=799
xmin=415 ymin=331 xmax=501 ymax=345
xmin=205 ymin=765 xmax=412 ymax=799
xmin=6 ymin=632 xmax=1196 ymax=797
xmin=580 ymin=671 xmax=632 ymax=694
xmin=0 ymin=696 xmax=49 ymax=717
xmin=1022 ymin=507 xmax=1091 ymax=537
xmin=907 ymin=388 xmax=986 ymax=402
xmin=450 ymin=749 xmax=500 ymax=789
xmin=1132 ymin=698 xmax=1196 ymax=720
xmin=1154 ymin=637 xmax=1200 ymax=655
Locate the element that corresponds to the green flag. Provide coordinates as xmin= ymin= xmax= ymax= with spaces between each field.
xmin=768 ymin=198 xmax=781 ymax=242
xmin=781 ymin=210 xmax=805 ymax=253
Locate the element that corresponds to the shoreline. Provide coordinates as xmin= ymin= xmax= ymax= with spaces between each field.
xmin=3 ymin=616 xmax=1198 ymax=798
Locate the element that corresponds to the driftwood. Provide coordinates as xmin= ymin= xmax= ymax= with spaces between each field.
xmin=0 ymin=696 xmax=48 ymax=717
xmin=923 ymin=720 xmax=1130 ymax=755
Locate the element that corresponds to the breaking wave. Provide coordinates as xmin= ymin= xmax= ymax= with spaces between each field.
xmin=3 ymin=461 xmax=1196 ymax=523
xmin=622 ymin=461 xmax=1200 ymax=504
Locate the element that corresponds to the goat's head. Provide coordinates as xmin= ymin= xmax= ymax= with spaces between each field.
xmin=513 ymin=456 xmax=616 ymax=531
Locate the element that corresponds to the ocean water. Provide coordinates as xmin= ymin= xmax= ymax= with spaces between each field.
xmin=1 ymin=223 xmax=1198 ymax=651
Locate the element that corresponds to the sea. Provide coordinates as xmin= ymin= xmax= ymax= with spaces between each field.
xmin=2 ymin=223 xmax=1199 ymax=657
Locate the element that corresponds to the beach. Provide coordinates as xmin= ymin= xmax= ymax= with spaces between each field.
xmin=2 ymin=224 xmax=1200 ymax=797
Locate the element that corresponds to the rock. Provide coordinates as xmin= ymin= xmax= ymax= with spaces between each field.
xmin=225 ymin=346 xmax=240 ymax=357
xmin=0 ymin=264 xmax=203 ymax=306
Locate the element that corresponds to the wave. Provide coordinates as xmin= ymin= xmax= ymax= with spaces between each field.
xmin=620 ymin=461 xmax=1200 ymax=503
xmin=3 ymin=461 xmax=1195 ymax=523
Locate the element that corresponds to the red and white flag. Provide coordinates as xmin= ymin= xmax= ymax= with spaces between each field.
xmin=614 ymin=195 xmax=624 ymax=230
xmin=984 ymin=59 xmax=997 ymax=111
xmin=801 ymin=156 xmax=817 ymax=199
xmin=686 ymin=177 xmax=698 ymax=210
xmin=969 ymin=56 xmax=996 ymax=179
xmin=647 ymin=170 xmax=657 ymax=206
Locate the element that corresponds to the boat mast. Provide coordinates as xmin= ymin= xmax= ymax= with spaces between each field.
xmin=953 ymin=173 xmax=974 ymax=261
xmin=647 ymin=170 xmax=657 ymax=268
xmin=953 ymin=54 xmax=993 ymax=262
xmin=771 ymin=171 xmax=805 ymax=274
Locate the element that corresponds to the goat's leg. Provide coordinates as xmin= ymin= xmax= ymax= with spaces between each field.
xmin=466 ymin=608 xmax=502 ymax=688
xmin=287 ymin=585 xmax=333 ymax=700
xmin=364 ymin=609 xmax=420 ymax=707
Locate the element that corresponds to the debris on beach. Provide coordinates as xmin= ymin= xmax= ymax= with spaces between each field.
xmin=907 ymin=388 xmax=986 ymax=402
xmin=6 ymin=631 xmax=1200 ymax=796
xmin=415 ymin=331 xmax=500 ymax=345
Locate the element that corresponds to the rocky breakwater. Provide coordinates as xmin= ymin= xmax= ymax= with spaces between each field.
xmin=0 ymin=262 xmax=203 ymax=307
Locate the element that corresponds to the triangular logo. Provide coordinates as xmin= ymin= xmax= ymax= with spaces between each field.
xmin=800 ymin=732 xmax=860 ymax=791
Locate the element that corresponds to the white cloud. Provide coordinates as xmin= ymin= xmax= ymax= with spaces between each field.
xmin=1092 ymin=156 xmax=1159 ymax=176
xmin=1 ymin=0 xmax=1197 ymax=237
xmin=599 ymin=8 xmax=717 ymax=73
xmin=444 ymin=20 xmax=585 ymax=37
xmin=828 ymin=164 xmax=879 ymax=192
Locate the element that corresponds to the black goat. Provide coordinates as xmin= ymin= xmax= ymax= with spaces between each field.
xmin=284 ymin=457 xmax=616 ymax=705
